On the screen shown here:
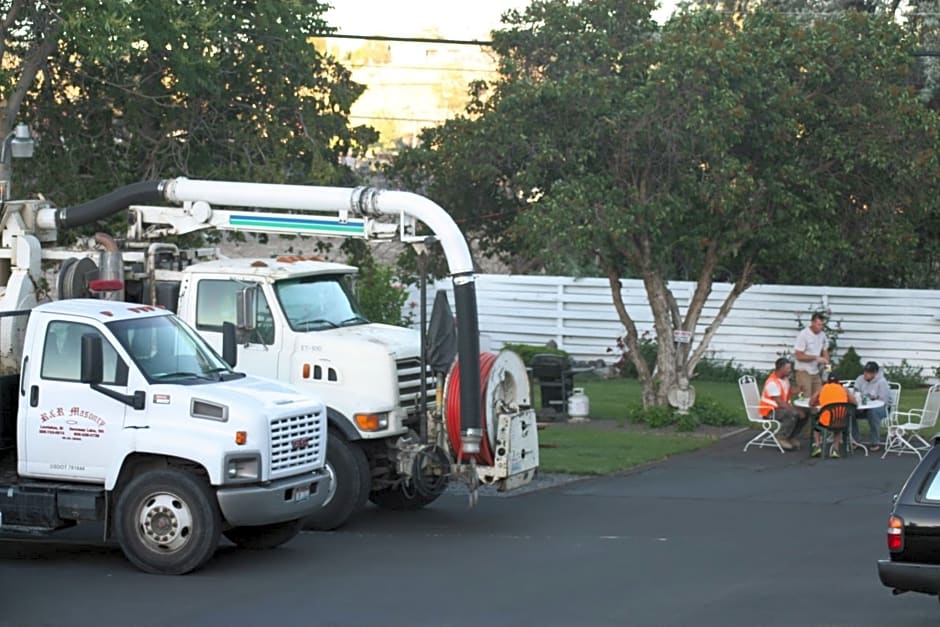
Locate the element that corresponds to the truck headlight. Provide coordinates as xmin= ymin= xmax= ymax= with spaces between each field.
xmin=354 ymin=412 xmax=390 ymax=432
xmin=225 ymin=454 xmax=261 ymax=481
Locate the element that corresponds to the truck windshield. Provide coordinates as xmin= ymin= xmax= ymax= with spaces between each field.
xmin=108 ymin=314 xmax=240 ymax=383
xmin=274 ymin=275 xmax=369 ymax=332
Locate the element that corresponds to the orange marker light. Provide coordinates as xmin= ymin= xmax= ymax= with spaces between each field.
xmin=302 ymin=363 xmax=311 ymax=379
xmin=235 ymin=431 xmax=248 ymax=445
xmin=354 ymin=413 xmax=388 ymax=432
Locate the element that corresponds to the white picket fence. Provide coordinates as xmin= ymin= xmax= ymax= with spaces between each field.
xmin=407 ymin=275 xmax=940 ymax=379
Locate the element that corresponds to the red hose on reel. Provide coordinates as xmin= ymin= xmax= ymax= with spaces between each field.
xmin=445 ymin=351 xmax=497 ymax=465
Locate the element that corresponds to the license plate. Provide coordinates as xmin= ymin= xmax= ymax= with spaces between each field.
xmin=293 ymin=486 xmax=310 ymax=502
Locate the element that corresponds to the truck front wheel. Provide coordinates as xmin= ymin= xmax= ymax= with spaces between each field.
xmin=304 ymin=433 xmax=370 ymax=531
xmin=115 ymin=468 xmax=221 ymax=575
xmin=223 ymin=519 xmax=305 ymax=550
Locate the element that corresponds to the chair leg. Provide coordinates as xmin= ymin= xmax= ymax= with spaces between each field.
xmin=912 ymin=433 xmax=931 ymax=451
xmin=884 ymin=428 xmax=924 ymax=460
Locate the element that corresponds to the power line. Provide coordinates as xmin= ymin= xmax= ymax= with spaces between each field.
xmin=349 ymin=63 xmax=498 ymax=73
xmin=318 ymin=33 xmax=494 ymax=47
xmin=349 ymin=114 xmax=449 ymax=123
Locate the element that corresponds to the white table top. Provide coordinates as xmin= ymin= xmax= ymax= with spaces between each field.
xmin=793 ymin=398 xmax=884 ymax=410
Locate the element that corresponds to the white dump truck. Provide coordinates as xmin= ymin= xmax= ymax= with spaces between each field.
xmin=1 ymin=178 xmax=539 ymax=531
xmin=0 ymin=298 xmax=330 ymax=574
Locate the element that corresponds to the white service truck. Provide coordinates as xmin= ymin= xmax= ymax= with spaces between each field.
xmin=1 ymin=178 xmax=539 ymax=531
xmin=0 ymin=298 xmax=330 ymax=575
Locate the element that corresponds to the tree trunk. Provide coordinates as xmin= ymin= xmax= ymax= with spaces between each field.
xmin=607 ymin=236 xmax=756 ymax=411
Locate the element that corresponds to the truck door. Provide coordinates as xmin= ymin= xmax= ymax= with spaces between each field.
xmin=21 ymin=320 xmax=128 ymax=482
xmin=192 ymin=279 xmax=281 ymax=378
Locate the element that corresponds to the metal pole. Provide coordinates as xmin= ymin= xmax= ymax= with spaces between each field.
xmin=418 ymin=248 xmax=428 ymax=443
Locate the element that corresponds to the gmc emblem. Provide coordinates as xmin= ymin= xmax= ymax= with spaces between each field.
xmin=291 ymin=437 xmax=310 ymax=451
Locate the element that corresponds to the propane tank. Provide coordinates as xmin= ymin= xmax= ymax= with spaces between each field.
xmin=567 ymin=387 xmax=590 ymax=423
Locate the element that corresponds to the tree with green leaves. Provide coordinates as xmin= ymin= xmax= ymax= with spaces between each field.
xmin=390 ymin=1 xmax=939 ymax=409
xmin=2 ymin=0 xmax=376 ymax=207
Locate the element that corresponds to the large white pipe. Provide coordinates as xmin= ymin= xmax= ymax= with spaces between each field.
xmin=164 ymin=179 xmax=475 ymax=276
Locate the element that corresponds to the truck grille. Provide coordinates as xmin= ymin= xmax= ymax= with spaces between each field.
xmin=396 ymin=357 xmax=436 ymax=421
xmin=269 ymin=410 xmax=325 ymax=475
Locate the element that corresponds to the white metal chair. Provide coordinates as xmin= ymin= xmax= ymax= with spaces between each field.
xmin=883 ymin=383 xmax=940 ymax=460
xmin=739 ymin=375 xmax=785 ymax=453
xmin=882 ymin=380 xmax=902 ymax=435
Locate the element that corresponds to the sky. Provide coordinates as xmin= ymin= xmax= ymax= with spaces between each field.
xmin=323 ymin=1 xmax=678 ymax=40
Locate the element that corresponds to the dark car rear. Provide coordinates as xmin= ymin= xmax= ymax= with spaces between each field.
xmin=878 ymin=437 xmax=940 ymax=599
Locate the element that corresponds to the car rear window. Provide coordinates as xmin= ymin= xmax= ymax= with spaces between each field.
xmin=920 ymin=456 xmax=940 ymax=502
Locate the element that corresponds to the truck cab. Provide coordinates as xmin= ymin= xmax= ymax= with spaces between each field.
xmin=0 ymin=299 xmax=330 ymax=574
xmin=172 ymin=257 xmax=431 ymax=442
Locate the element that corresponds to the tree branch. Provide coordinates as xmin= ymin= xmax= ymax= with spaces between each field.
xmin=688 ymin=257 xmax=755 ymax=373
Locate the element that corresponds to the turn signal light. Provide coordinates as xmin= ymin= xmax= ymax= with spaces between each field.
xmin=887 ymin=515 xmax=904 ymax=552
xmin=235 ymin=431 xmax=248 ymax=446
xmin=302 ymin=363 xmax=311 ymax=379
xmin=354 ymin=413 xmax=389 ymax=432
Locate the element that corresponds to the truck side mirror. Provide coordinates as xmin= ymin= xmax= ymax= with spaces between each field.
xmin=222 ymin=321 xmax=238 ymax=368
xmin=80 ymin=334 xmax=103 ymax=384
xmin=236 ymin=286 xmax=257 ymax=331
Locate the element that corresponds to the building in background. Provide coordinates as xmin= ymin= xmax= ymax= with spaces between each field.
xmin=318 ymin=33 xmax=499 ymax=152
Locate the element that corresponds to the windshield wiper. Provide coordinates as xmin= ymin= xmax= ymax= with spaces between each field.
xmin=295 ymin=318 xmax=338 ymax=329
xmin=339 ymin=315 xmax=369 ymax=326
xmin=204 ymin=366 xmax=244 ymax=381
xmin=153 ymin=371 xmax=213 ymax=381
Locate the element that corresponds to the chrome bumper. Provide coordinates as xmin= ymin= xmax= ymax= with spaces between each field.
xmin=216 ymin=469 xmax=330 ymax=526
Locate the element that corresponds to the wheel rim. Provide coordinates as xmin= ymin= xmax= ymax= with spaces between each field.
xmin=136 ymin=492 xmax=194 ymax=553
xmin=321 ymin=460 xmax=338 ymax=507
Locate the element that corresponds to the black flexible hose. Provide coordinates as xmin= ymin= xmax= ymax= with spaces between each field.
xmin=412 ymin=445 xmax=450 ymax=499
xmin=56 ymin=180 xmax=165 ymax=229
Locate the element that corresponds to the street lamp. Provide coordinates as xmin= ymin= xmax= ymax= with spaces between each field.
xmin=0 ymin=122 xmax=35 ymax=201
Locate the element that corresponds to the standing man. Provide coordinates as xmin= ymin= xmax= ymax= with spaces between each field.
xmin=759 ymin=357 xmax=807 ymax=451
xmin=794 ymin=312 xmax=830 ymax=400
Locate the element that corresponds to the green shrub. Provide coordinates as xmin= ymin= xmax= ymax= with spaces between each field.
xmin=501 ymin=343 xmax=569 ymax=366
xmin=676 ymin=412 xmax=699 ymax=432
xmin=693 ymin=354 xmax=763 ymax=383
xmin=356 ymin=259 xmax=412 ymax=326
xmin=883 ymin=360 xmax=927 ymax=388
xmin=691 ymin=397 xmax=739 ymax=426
xmin=835 ymin=346 xmax=863 ymax=381
xmin=642 ymin=404 xmax=677 ymax=428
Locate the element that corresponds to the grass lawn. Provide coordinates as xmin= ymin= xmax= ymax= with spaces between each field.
xmin=537 ymin=428 xmax=713 ymax=474
xmin=532 ymin=374 xmax=933 ymax=475
xmin=547 ymin=374 xmax=931 ymax=423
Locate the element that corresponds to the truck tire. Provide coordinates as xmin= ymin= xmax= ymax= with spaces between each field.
xmin=370 ymin=446 xmax=449 ymax=511
xmin=304 ymin=433 xmax=370 ymax=531
xmin=223 ymin=518 xmax=305 ymax=550
xmin=115 ymin=468 xmax=221 ymax=575
xmin=368 ymin=483 xmax=443 ymax=511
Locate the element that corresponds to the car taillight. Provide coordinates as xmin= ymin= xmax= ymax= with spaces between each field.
xmin=887 ymin=515 xmax=904 ymax=552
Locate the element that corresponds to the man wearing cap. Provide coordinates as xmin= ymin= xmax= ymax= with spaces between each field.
xmin=852 ymin=361 xmax=890 ymax=452
xmin=809 ymin=373 xmax=857 ymax=458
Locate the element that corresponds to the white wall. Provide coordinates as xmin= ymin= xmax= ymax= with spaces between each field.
xmin=408 ymin=275 xmax=940 ymax=378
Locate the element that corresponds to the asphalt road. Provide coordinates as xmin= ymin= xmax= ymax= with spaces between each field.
xmin=1 ymin=433 xmax=937 ymax=627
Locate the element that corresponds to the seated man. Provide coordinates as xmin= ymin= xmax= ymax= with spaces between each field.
xmin=810 ymin=372 xmax=858 ymax=458
xmin=852 ymin=361 xmax=890 ymax=452
xmin=759 ymin=357 xmax=807 ymax=451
